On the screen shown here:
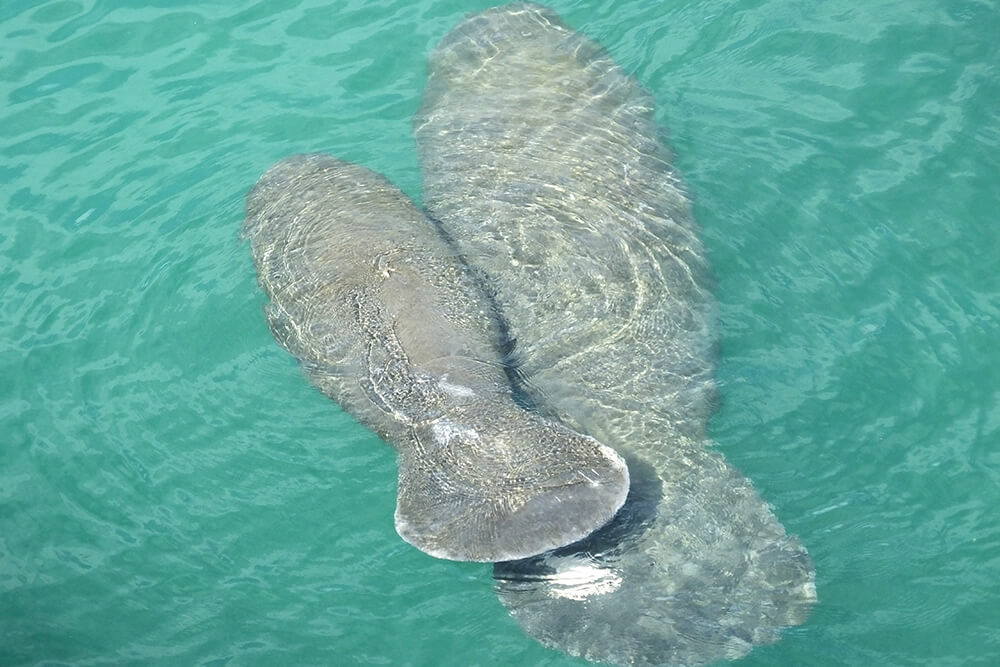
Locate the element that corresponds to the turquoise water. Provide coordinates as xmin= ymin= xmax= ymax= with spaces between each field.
xmin=2 ymin=0 xmax=997 ymax=665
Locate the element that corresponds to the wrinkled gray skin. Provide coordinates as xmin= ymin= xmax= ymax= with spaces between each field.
xmin=242 ymin=154 xmax=629 ymax=563
xmin=415 ymin=3 xmax=816 ymax=664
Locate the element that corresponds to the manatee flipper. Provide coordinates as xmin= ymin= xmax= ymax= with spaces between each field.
xmin=243 ymin=153 xmax=628 ymax=562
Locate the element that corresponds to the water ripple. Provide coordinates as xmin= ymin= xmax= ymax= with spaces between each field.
xmin=2 ymin=0 xmax=999 ymax=665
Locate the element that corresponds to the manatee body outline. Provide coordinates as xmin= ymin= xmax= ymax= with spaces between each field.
xmin=242 ymin=154 xmax=629 ymax=562
xmin=416 ymin=3 xmax=816 ymax=664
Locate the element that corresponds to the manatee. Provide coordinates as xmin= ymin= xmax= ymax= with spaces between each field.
xmin=415 ymin=3 xmax=816 ymax=664
xmin=242 ymin=153 xmax=629 ymax=562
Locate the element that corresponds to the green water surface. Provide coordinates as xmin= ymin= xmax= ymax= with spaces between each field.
xmin=2 ymin=0 xmax=998 ymax=665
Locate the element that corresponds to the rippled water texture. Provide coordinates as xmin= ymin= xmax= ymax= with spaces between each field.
xmin=2 ymin=1 xmax=998 ymax=665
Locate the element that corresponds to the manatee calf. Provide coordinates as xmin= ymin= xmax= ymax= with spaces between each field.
xmin=416 ymin=3 xmax=816 ymax=663
xmin=242 ymin=153 xmax=629 ymax=562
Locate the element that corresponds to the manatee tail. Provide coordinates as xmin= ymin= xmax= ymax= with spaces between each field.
xmin=492 ymin=448 xmax=816 ymax=666
xmin=394 ymin=411 xmax=629 ymax=562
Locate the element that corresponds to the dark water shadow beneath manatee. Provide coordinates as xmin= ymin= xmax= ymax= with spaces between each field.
xmin=494 ymin=453 xmax=662 ymax=577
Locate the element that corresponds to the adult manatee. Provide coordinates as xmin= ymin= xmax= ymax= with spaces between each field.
xmin=415 ymin=3 xmax=816 ymax=663
xmin=242 ymin=154 xmax=629 ymax=562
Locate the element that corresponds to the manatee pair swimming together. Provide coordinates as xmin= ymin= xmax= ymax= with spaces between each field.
xmin=244 ymin=2 xmax=815 ymax=664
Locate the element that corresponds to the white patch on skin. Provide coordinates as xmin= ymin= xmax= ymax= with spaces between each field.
xmin=596 ymin=442 xmax=626 ymax=471
xmin=432 ymin=419 xmax=480 ymax=445
xmin=681 ymin=561 xmax=701 ymax=577
xmin=545 ymin=556 xmax=623 ymax=601
xmin=437 ymin=378 xmax=476 ymax=397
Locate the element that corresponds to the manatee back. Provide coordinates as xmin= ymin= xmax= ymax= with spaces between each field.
xmin=243 ymin=154 xmax=502 ymax=399
xmin=416 ymin=3 xmax=717 ymax=440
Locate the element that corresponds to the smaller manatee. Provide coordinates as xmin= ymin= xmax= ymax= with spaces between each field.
xmin=242 ymin=154 xmax=629 ymax=562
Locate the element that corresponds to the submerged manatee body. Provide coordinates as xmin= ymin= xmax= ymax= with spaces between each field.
xmin=242 ymin=154 xmax=629 ymax=562
xmin=416 ymin=3 xmax=816 ymax=663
